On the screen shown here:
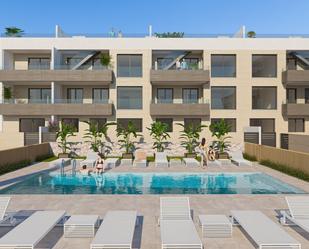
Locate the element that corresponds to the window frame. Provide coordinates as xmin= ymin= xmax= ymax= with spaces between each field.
xmin=211 ymin=86 xmax=237 ymax=110
xmin=117 ymin=54 xmax=143 ymax=77
xmin=157 ymin=88 xmax=174 ymax=103
xmin=250 ymin=118 xmax=275 ymax=133
xmin=288 ymin=118 xmax=305 ymax=132
xmin=117 ymin=86 xmax=143 ymax=110
xmin=28 ymin=88 xmax=51 ymax=103
xmin=211 ymin=54 xmax=237 ymax=78
xmin=184 ymin=118 xmax=202 ymax=130
xmin=211 ymin=118 xmax=237 ymax=132
xmin=28 ymin=57 xmax=51 ymax=70
xmin=92 ymin=88 xmax=109 ymax=104
xmin=62 ymin=118 xmax=79 ymax=132
xmin=117 ymin=118 xmax=143 ymax=132
xmin=252 ymin=54 xmax=277 ymax=78
xmin=19 ymin=118 xmax=45 ymax=132
xmin=182 ymin=88 xmax=199 ymax=104
xmin=252 ymin=86 xmax=277 ymax=110
xmin=156 ymin=118 xmax=173 ymax=132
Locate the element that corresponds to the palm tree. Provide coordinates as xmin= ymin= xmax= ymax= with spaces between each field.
xmin=117 ymin=121 xmax=142 ymax=158
xmin=56 ymin=122 xmax=76 ymax=157
xmin=147 ymin=121 xmax=170 ymax=152
xmin=177 ymin=122 xmax=207 ymax=156
xmin=83 ymin=121 xmax=116 ymax=157
xmin=5 ymin=27 xmax=24 ymax=37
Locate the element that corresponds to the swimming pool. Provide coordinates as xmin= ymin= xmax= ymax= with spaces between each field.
xmin=0 ymin=172 xmax=305 ymax=195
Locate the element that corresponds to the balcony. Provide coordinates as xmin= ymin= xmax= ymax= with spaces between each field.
xmin=282 ymin=70 xmax=309 ymax=86
xmin=282 ymin=103 xmax=309 ymax=116
xmin=150 ymin=99 xmax=210 ymax=116
xmin=150 ymin=69 xmax=210 ymax=85
xmin=0 ymin=69 xmax=113 ymax=84
xmin=0 ymin=99 xmax=113 ymax=116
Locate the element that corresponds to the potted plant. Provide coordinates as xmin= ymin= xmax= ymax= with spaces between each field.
xmin=100 ymin=53 xmax=112 ymax=68
xmin=177 ymin=122 xmax=206 ymax=158
xmin=247 ymin=31 xmax=256 ymax=38
xmin=117 ymin=121 xmax=141 ymax=159
xmin=5 ymin=27 xmax=24 ymax=37
xmin=56 ymin=122 xmax=76 ymax=158
xmin=83 ymin=121 xmax=116 ymax=157
xmin=209 ymin=119 xmax=232 ymax=159
xmin=3 ymin=87 xmax=12 ymax=103
xmin=147 ymin=121 xmax=170 ymax=152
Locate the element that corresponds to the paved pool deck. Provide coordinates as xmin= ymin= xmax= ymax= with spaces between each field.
xmin=0 ymin=160 xmax=308 ymax=249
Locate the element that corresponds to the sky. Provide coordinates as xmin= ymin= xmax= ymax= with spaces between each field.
xmin=0 ymin=0 xmax=309 ymax=35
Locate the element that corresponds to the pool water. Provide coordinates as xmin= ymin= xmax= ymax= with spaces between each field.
xmin=0 ymin=172 xmax=305 ymax=195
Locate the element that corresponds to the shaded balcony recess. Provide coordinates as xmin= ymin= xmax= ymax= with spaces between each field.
xmin=152 ymin=50 xmax=204 ymax=70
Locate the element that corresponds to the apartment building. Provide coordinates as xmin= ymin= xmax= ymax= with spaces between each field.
xmin=1 ymin=31 xmax=309 ymax=151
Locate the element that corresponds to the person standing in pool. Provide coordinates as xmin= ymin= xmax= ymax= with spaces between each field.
xmin=198 ymin=138 xmax=209 ymax=167
xmin=95 ymin=156 xmax=105 ymax=174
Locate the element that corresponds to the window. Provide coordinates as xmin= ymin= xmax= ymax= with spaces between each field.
xmin=305 ymin=89 xmax=309 ymax=104
xmin=182 ymin=88 xmax=199 ymax=104
xmin=211 ymin=87 xmax=236 ymax=109
xmin=211 ymin=118 xmax=236 ymax=132
xmin=250 ymin=119 xmax=275 ymax=132
xmin=287 ymin=88 xmax=297 ymax=104
xmin=288 ymin=119 xmax=305 ymax=132
xmin=157 ymin=88 xmax=173 ymax=103
xmin=117 ymin=118 xmax=142 ymax=132
xmin=184 ymin=118 xmax=201 ymax=130
xmin=62 ymin=118 xmax=79 ymax=132
xmin=157 ymin=58 xmax=174 ymax=70
xmin=252 ymin=87 xmax=277 ymax=109
xmin=211 ymin=55 xmax=236 ymax=77
xmin=67 ymin=88 xmax=83 ymax=103
xmin=19 ymin=118 xmax=45 ymax=132
xmin=156 ymin=118 xmax=173 ymax=132
xmin=89 ymin=118 xmax=107 ymax=129
xmin=28 ymin=58 xmax=50 ymax=70
xmin=252 ymin=55 xmax=277 ymax=77
xmin=28 ymin=88 xmax=51 ymax=103
xmin=92 ymin=88 xmax=109 ymax=104
xmin=117 ymin=54 xmax=142 ymax=77
xmin=117 ymin=87 xmax=142 ymax=109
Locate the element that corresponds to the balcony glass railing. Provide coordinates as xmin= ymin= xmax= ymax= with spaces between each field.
xmin=152 ymin=98 xmax=209 ymax=104
xmin=28 ymin=64 xmax=51 ymax=70
xmin=153 ymin=61 xmax=205 ymax=70
xmin=1 ymin=98 xmax=112 ymax=104
xmin=1 ymin=98 xmax=52 ymax=104
xmin=54 ymin=64 xmax=108 ymax=70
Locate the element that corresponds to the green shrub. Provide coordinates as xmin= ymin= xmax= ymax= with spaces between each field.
xmin=243 ymin=153 xmax=257 ymax=162
xmin=260 ymin=159 xmax=309 ymax=182
xmin=35 ymin=154 xmax=55 ymax=162
xmin=0 ymin=160 xmax=31 ymax=176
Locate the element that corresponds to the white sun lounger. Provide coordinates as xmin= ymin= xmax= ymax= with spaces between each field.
xmin=161 ymin=220 xmax=202 ymax=249
xmin=0 ymin=197 xmax=17 ymax=226
xmin=155 ymin=152 xmax=169 ymax=167
xmin=104 ymin=158 xmax=120 ymax=169
xmin=0 ymin=210 xmax=65 ymax=249
xmin=160 ymin=197 xmax=191 ymax=220
xmin=281 ymin=196 xmax=309 ymax=234
xmin=91 ymin=211 xmax=137 ymax=249
xmin=230 ymin=150 xmax=252 ymax=167
xmin=160 ymin=197 xmax=202 ymax=249
xmin=183 ymin=158 xmax=200 ymax=167
xmin=81 ymin=151 xmax=98 ymax=168
xmin=231 ymin=210 xmax=301 ymax=249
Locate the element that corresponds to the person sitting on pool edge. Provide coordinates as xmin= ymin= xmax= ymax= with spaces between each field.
xmin=95 ymin=156 xmax=105 ymax=174
xmin=79 ymin=165 xmax=91 ymax=176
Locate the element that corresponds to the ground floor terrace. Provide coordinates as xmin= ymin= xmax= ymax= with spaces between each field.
xmin=0 ymin=160 xmax=308 ymax=249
